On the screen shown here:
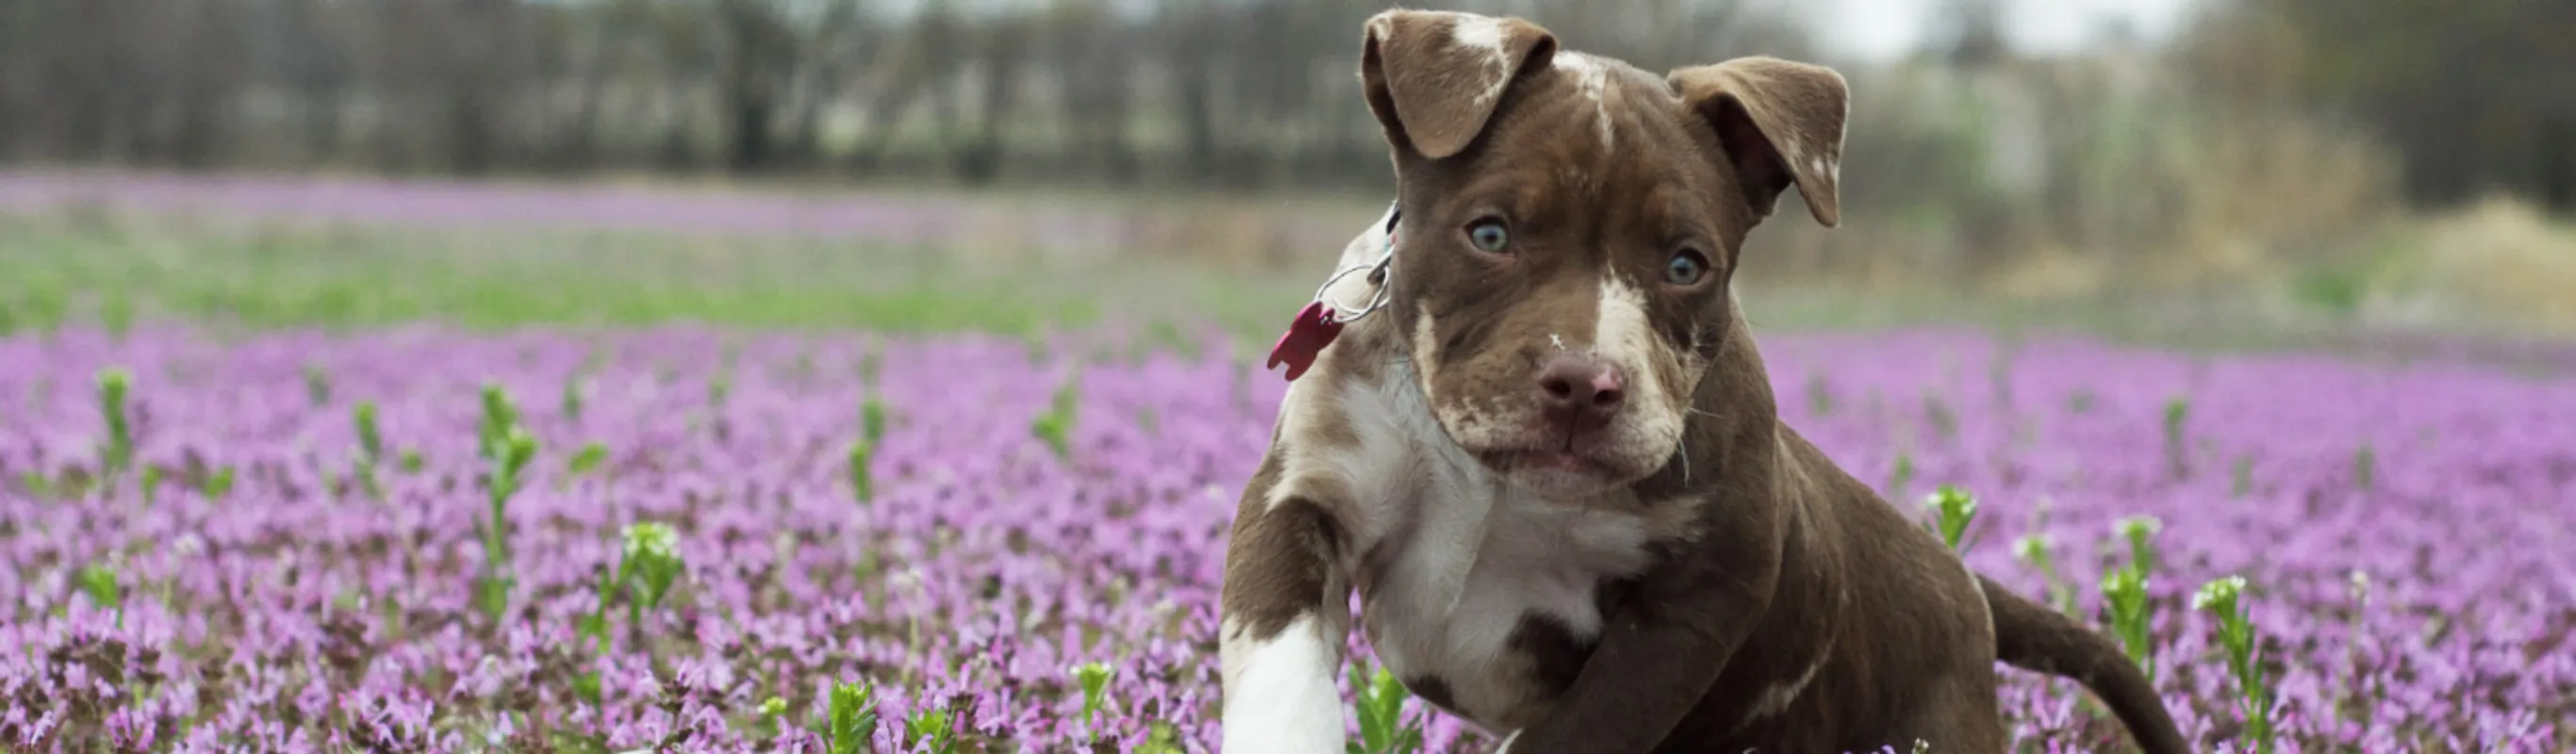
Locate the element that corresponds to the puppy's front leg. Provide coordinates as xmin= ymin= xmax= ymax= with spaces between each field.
xmin=1219 ymin=453 xmax=1356 ymax=754
xmin=1501 ymin=501 xmax=1789 ymax=754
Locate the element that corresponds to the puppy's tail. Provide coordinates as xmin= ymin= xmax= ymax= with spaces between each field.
xmin=1979 ymin=574 xmax=2193 ymax=754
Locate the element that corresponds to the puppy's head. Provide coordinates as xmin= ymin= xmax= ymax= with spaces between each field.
xmin=1357 ymin=9 xmax=1845 ymax=496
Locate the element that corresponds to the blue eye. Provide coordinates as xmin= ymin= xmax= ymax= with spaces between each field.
xmin=1466 ymin=219 xmax=1511 ymax=254
xmin=1665 ymin=250 xmax=1709 ymax=286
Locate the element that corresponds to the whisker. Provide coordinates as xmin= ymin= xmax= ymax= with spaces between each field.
xmin=1678 ymin=434 xmax=1691 ymax=484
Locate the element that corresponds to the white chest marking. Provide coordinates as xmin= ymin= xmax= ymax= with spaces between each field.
xmin=1313 ymin=366 xmax=1662 ymax=732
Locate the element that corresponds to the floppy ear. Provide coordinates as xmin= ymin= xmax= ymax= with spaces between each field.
xmin=1668 ymin=57 xmax=1849 ymax=228
xmin=1359 ymin=9 xmax=1559 ymax=160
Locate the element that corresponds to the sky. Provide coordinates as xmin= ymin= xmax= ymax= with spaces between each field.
xmin=1808 ymin=0 xmax=2210 ymax=61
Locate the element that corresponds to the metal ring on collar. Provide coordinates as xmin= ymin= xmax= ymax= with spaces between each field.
xmin=1309 ymin=200 xmax=1402 ymax=323
xmin=1311 ymin=254 xmax=1393 ymax=323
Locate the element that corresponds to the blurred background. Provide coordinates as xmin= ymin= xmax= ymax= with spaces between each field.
xmin=2 ymin=0 xmax=2571 ymax=354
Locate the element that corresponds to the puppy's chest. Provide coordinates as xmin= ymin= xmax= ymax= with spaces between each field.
xmin=1346 ymin=464 xmax=1661 ymax=730
xmin=1280 ymin=360 xmax=1669 ymax=730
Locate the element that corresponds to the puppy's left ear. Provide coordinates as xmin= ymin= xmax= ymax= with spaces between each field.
xmin=1668 ymin=57 xmax=1848 ymax=228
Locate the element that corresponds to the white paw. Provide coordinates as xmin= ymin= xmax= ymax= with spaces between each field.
xmin=1220 ymin=615 xmax=1346 ymax=753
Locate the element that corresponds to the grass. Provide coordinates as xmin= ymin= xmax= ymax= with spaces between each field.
xmin=3 ymin=201 xmax=2570 ymax=379
xmin=0 ymin=208 xmax=1323 ymax=344
xmin=0 ymin=212 xmax=1078 ymax=335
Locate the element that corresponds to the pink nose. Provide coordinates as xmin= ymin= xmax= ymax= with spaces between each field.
xmin=1536 ymin=352 xmax=1624 ymax=430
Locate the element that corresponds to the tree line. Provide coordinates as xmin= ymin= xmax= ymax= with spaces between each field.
xmin=0 ymin=0 xmax=2568 ymax=214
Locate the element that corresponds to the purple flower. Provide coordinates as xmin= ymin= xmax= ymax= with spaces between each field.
xmin=3 ymin=324 xmax=2568 ymax=751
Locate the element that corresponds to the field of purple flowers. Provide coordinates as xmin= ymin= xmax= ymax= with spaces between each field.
xmin=4 ymin=321 xmax=2571 ymax=753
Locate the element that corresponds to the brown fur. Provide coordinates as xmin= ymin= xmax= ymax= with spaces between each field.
xmin=1216 ymin=8 xmax=2191 ymax=754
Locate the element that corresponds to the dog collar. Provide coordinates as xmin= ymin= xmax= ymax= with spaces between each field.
xmin=1266 ymin=202 xmax=1399 ymax=382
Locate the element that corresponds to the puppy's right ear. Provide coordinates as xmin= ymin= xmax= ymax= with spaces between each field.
xmin=1359 ymin=9 xmax=1558 ymax=160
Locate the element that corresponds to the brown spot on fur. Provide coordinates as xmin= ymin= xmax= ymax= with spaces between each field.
xmin=1404 ymin=675 xmax=1459 ymax=714
xmin=1219 ymin=451 xmax=1348 ymax=642
xmin=1593 ymin=577 xmax=1642 ymax=623
xmin=1507 ymin=613 xmax=1593 ymax=702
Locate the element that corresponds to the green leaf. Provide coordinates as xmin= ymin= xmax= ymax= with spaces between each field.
xmin=619 ymin=521 xmax=685 ymax=612
xmin=1137 ymin=721 xmax=1186 ymax=754
xmin=575 ymin=611 xmax=609 ymax=651
xmin=202 ymin=466 xmax=237 ymax=500
xmin=2100 ymin=566 xmax=2155 ymax=681
xmin=1344 ymin=658 xmax=1417 ymax=754
xmin=1885 ymin=453 xmax=1915 ymax=499
xmin=98 ymin=368 xmax=132 ymax=408
xmin=569 ymin=442 xmax=608 ymax=476
xmin=75 ymin=563 xmax=121 ymax=607
xmin=356 ymin=463 xmax=385 ymax=500
xmin=478 ymin=382 xmax=517 ymax=459
xmin=2114 ymin=515 xmax=2163 ymax=577
xmin=906 ymin=705 xmax=956 ymax=754
xmin=305 ymin=364 xmax=332 ymax=406
xmin=2191 ymin=574 xmax=2246 ymax=615
xmin=572 ymin=670 xmax=603 ymax=706
xmin=96 ymin=367 xmax=134 ymax=477
xmin=1371 ymin=665 xmax=1409 ymax=721
xmin=354 ymin=401 xmax=384 ymax=463
xmin=501 ymin=427 xmax=539 ymax=482
xmin=2163 ymin=396 xmax=2191 ymax=478
xmin=475 ymin=572 xmax=513 ymax=622
xmin=861 ymin=398 xmax=888 ymax=445
xmin=1922 ymin=484 xmax=1979 ymax=551
xmin=562 ymin=376 xmax=586 ymax=421
xmin=751 ymin=694 xmax=790 ymax=740
xmin=827 ymin=680 xmax=880 ymax=754
xmin=1069 ymin=662 xmax=1115 ymax=727
xmin=1032 ymin=415 xmax=1070 ymax=459
xmin=849 ymin=442 xmax=874 ymax=503
xmin=1358 ymin=699 xmax=1391 ymax=754
xmin=1051 ymin=375 xmax=1082 ymax=418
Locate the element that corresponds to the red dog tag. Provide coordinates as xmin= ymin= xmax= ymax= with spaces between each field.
xmin=1265 ymin=301 xmax=1344 ymax=382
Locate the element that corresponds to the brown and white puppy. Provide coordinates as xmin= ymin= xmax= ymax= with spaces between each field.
xmin=1216 ymin=8 xmax=2192 ymax=754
